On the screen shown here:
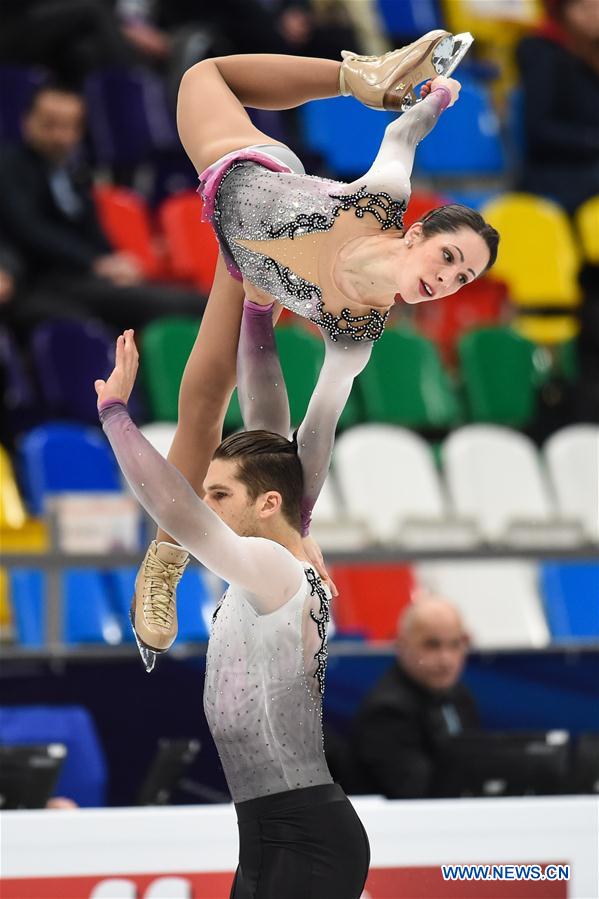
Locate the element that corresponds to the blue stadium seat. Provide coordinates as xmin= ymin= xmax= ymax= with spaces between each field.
xmin=10 ymin=569 xmax=45 ymax=647
xmin=107 ymin=565 xmax=211 ymax=643
xmin=540 ymin=562 xmax=599 ymax=643
xmin=300 ymin=97 xmax=394 ymax=177
xmin=377 ymin=0 xmax=443 ymax=37
xmin=10 ymin=569 xmax=123 ymax=645
xmin=414 ymin=77 xmax=505 ymax=176
xmin=0 ymin=705 xmax=107 ymax=806
xmin=18 ymin=423 xmax=122 ymax=514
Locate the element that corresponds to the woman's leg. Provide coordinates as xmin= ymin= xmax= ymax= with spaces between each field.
xmin=177 ymin=54 xmax=341 ymax=172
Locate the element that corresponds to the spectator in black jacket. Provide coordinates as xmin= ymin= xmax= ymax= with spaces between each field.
xmin=351 ymin=595 xmax=480 ymax=799
xmin=0 ymin=83 xmax=204 ymax=331
xmin=516 ymin=0 xmax=599 ymax=214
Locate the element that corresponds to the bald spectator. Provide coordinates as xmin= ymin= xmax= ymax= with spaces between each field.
xmin=351 ymin=595 xmax=480 ymax=799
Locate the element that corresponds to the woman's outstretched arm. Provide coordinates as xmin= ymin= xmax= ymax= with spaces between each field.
xmin=353 ymin=79 xmax=456 ymax=199
xmin=236 ymin=299 xmax=291 ymax=437
xmin=297 ymin=336 xmax=372 ymax=536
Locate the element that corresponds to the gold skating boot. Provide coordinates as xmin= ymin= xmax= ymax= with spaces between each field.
xmin=130 ymin=540 xmax=189 ymax=673
xmin=339 ymin=30 xmax=473 ymax=112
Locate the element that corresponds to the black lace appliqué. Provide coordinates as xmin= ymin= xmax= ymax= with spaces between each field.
xmin=263 ymin=257 xmax=322 ymax=304
xmin=330 ymin=185 xmax=406 ymax=232
xmin=268 ymin=212 xmax=332 ymax=240
xmin=211 ymin=591 xmax=226 ymax=626
xmin=305 ymin=566 xmax=330 ymax=695
xmin=317 ymin=302 xmax=389 ymax=343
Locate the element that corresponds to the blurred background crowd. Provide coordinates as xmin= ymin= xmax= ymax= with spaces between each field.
xmin=0 ymin=0 xmax=597 ymax=812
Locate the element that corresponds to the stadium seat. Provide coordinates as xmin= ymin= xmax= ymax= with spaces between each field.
xmin=94 ymin=186 xmax=163 ymax=279
xmin=30 ymin=319 xmax=118 ymax=425
xmin=357 ymin=328 xmax=460 ymax=429
xmin=0 ymin=66 xmax=47 ymax=143
xmin=10 ymin=568 xmax=122 ymax=646
xmin=0 ymin=445 xmax=48 ymax=552
xmin=299 ymin=96 xmax=394 ymax=177
xmin=540 ymin=561 xmax=599 ymax=643
xmin=543 ymin=425 xmax=599 ymax=544
xmin=415 ymin=559 xmax=550 ymax=649
xmin=0 ymin=325 xmax=41 ymax=437
xmin=403 ymin=190 xmax=449 ymax=228
xmin=140 ymin=422 xmax=176 ymax=459
xmin=574 ymin=195 xmax=599 ymax=264
xmin=9 ymin=570 xmax=45 ymax=647
xmin=18 ymin=423 xmax=122 ymax=515
xmin=414 ymin=76 xmax=505 ymax=177
xmin=334 ymin=424 xmax=478 ymax=547
xmin=458 ymin=326 xmax=542 ymax=427
xmin=0 ymin=705 xmax=108 ymax=806
xmin=330 ymin=562 xmax=415 ymax=640
xmin=309 ymin=475 xmax=370 ymax=553
xmin=414 ymin=277 xmax=507 ymax=365
xmin=158 ymin=191 xmax=219 ymax=294
xmin=274 ymin=327 xmax=323 ymax=429
xmin=0 ymin=567 xmax=11 ymax=635
xmin=481 ymin=194 xmax=581 ymax=344
xmin=140 ymin=317 xmax=200 ymax=422
xmin=377 ymin=0 xmax=442 ymax=38
xmin=442 ymin=425 xmax=582 ymax=546
xmin=85 ymin=68 xmax=178 ymax=168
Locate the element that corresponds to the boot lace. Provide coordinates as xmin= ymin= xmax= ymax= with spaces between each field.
xmin=142 ymin=553 xmax=187 ymax=627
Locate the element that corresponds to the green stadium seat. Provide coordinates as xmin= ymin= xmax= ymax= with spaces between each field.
xmin=458 ymin=326 xmax=543 ymax=427
xmin=356 ymin=328 xmax=460 ymax=429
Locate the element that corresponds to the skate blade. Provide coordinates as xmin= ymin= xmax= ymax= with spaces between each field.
xmin=129 ymin=609 xmax=159 ymax=674
xmin=438 ymin=32 xmax=474 ymax=78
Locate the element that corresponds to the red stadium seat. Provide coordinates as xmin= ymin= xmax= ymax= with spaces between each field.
xmin=403 ymin=190 xmax=449 ymax=228
xmin=158 ymin=191 xmax=219 ymax=294
xmin=330 ymin=563 xmax=415 ymax=640
xmin=414 ymin=276 xmax=508 ymax=366
xmin=94 ymin=185 xmax=164 ymax=279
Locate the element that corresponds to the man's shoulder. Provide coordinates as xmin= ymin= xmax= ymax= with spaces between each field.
xmin=360 ymin=663 xmax=420 ymax=714
xmin=0 ymin=144 xmax=38 ymax=177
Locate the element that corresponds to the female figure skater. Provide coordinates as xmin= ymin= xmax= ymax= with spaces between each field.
xmin=131 ymin=33 xmax=500 ymax=664
xmin=96 ymin=330 xmax=369 ymax=898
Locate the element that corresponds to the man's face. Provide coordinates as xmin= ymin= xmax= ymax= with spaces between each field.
xmin=203 ymin=458 xmax=262 ymax=536
xmin=398 ymin=609 xmax=469 ymax=692
xmin=23 ymin=90 xmax=85 ymax=164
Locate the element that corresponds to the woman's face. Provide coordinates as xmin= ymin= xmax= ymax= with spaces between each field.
xmin=394 ymin=225 xmax=491 ymax=305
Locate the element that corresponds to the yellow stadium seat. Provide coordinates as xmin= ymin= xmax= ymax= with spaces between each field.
xmin=575 ymin=195 xmax=599 ymax=264
xmin=515 ymin=316 xmax=579 ymax=346
xmin=481 ymin=194 xmax=581 ymax=307
xmin=0 ymin=567 xmax=11 ymax=633
xmin=0 ymin=445 xmax=49 ymax=553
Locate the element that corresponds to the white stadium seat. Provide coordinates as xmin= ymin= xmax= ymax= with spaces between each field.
xmin=139 ymin=422 xmax=177 ymax=459
xmin=415 ymin=560 xmax=551 ymax=650
xmin=334 ymin=424 xmax=479 ymax=547
xmin=442 ymin=425 xmax=583 ymax=547
xmin=544 ymin=425 xmax=599 ymax=544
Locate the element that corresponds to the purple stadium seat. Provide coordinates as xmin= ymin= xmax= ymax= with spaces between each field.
xmin=0 ymin=66 xmax=48 ymax=144
xmin=30 ymin=318 xmax=117 ymax=425
xmin=84 ymin=68 xmax=178 ymax=168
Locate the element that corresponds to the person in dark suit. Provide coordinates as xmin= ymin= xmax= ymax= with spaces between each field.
xmin=516 ymin=0 xmax=599 ymax=214
xmin=0 ymin=83 xmax=204 ymax=331
xmin=351 ymin=595 xmax=480 ymax=799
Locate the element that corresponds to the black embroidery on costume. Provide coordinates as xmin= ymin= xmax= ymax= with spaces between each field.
xmin=268 ymin=212 xmax=331 ymax=240
xmin=316 ymin=302 xmax=389 ymax=343
xmin=305 ymin=566 xmax=330 ymax=695
xmin=330 ymin=185 xmax=406 ymax=231
xmin=212 ymin=592 xmax=226 ymax=625
xmin=263 ymin=257 xmax=323 ymax=303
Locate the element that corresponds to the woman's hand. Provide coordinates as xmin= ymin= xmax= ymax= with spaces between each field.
xmin=302 ymin=534 xmax=338 ymax=597
xmin=420 ymin=75 xmax=461 ymax=107
xmin=95 ymin=329 xmax=139 ymax=409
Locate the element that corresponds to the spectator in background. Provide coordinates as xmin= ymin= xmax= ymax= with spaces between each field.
xmin=351 ymin=595 xmax=480 ymax=799
xmin=0 ymin=84 xmax=205 ymax=333
xmin=516 ymin=0 xmax=599 ymax=214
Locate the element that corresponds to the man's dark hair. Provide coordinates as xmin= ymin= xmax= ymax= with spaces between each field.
xmin=419 ymin=204 xmax=500 ymax=272
xmin=213 ymin=430 xmax=303 ymax=532
xmin=24 ymin=81 xmax=84 ymax=115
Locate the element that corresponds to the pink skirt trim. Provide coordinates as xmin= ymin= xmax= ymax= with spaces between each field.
xmin=198 ymin=149 xmax=293 ymax=282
